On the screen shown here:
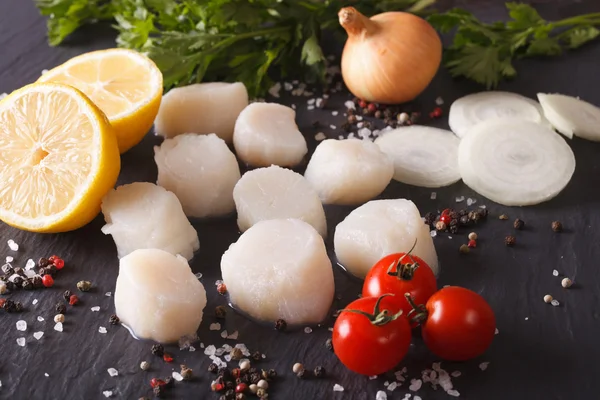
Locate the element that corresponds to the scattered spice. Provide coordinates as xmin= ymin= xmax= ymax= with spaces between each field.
xmin=76 ymin=280 xmax=92 ymax=292
xmin=240 ymin=360 xmax=251 ymax=371
xmin=38 ymin=257 xmax=49 ymax=268
xmin=140 ymin=361 xmax=150 ymax=371
xmin=217 ymin=283 xmax=227 ymax=295
xmin=513 ymin=218 xmax=525 ymax=230
xmin=208 ymin=363 xmax=219 ymax=373
xmin=215 ymin=305 xmax=227 ymax=319
xmin=55 ymin=303 xmax=66 ymax=314
xmin=257 ymin=380 xmax=269 ymax=390
xmin=68 ymin=295 xmax=79 ymax=306
xmin=31 ymin=276 xmax=43 ymax=289
xmin=42 ymin=274 xmax=54 ymax=288
xmin=429 ymin=106 xmax=443 ymax=118
xmin=256 ymin=388 xmax=266 ymax=398
xmin=296 ymin=369 xmax=307 ymax=379
xmin=552 ymin=221 xmax=563 ymax=232
xmin=325 ymin=338 xmax=333 ymax=352
xmin=54 ymin=314 xmax=65 ymax=323
xmin=152 ymin=385 xmax=164 ymax=398
xmin=162 ymin=353 xmax=173 ymax=363
xmin=151 ymin=344 xmax=165 ymax=357
xmin=249 ymin=384 xmax=258 ymax=394
xmin=236 ymin=393 xmax=246 ymax=400
xmin=230 ymin=348 xmax=243 ymax=360
xmin=468 ymin=240 xmax=477 ymax=248
xmin=163 ymin=376 xmax=175 ymax=388
xmin=274 ymin=319 xmax=287 ymax=331
xmin=459 ymin=244 xmax=470 ymax=254
xmin=236 ymin=383 xmax=248 ymax=393
xmin=543 ymin=294 xmax=553 ymax=303
xmin=109 ymin=314 xmax=120 ymax=325
xmin=53 ymin=258 xmax=65 ymax=270
xmin=251 ymin=351 xmax=262 ymax=362
xmin=292 ymin=363 xmax=304 ymax=374
xmin=499 ymin=214 xmax=509 ymax=220
xmin=505 ymin=235 xmax=516 ymax=246
xmin=468 ymin=232 xmax=478 ymax=241
xmin=63 ymin=290 xmax=72 ymax=301
xmin=435 ymin=221 xmax=446 ymax=231
xmin=561 ymin=278 xmax=573 ymax=288
xmin=314 ymin=366 xmax=326 ymax=378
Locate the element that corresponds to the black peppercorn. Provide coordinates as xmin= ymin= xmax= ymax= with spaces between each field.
xmin=208 ymin=363 xmax=219 ymax=373
xmin=449 ymin=224 xmax=459 ymax=234
xmin=313 ymin=366 xmax=325 ymax=378
xmin=46 ymin=265 xmax=57 ymax=276
xmin=458 ymin=209 xmax=468 ymax=217
xmin=513 ymin=218 xmax=525 ymax=230
xmin=239 ymin=374 xmax=250 ymax=385
xmin=374 ymin=110 xmax=383 ymax=119
xmin=13 ymin=267 xmax=25 ymax=277
xmin=341 ymin=122 xmax=353 ymax=132
xmin=22 ymin=279 xmax=33 ymax=290
xmin=296 ymin=369 xmax=307 ymax=379
xmin=163 ymin=377 xmax=174 ymax=388
xmin=14 ymin=301 xmax=23 ymax=312
xmin=38 ymin=257 xmax=50 ymax=268
xmin=5 ymin=281 xmax=16 ymax=292
xmin=151 ymin=344 xmax=164 ymax=357
xmin=225 ymin=389 xmax=235 ymax=398
xmin=55 ymin=303 xmax=66 ymax=314
xmin=219 ymin=368 xmax=232 ymax=381
xmin=505 ymin=235 xmax=516 ymax=246
xmin=250 ymin=373 xmax=261 ymax=384
xmin=552 ymin=221 xmax=563 ymax=232
xmin=215 ymin=305 xmax=227 ymax=319
xmin=236 ymin=393 xmax=246 ymax=400
xmin=274 ymin=319 xmax=287 ymax=331
xmin=347 ymin=114 xmax=357 ymax=124
xmin=383 ymin=108 xmax=393 ymax=118
xmin=62 ymin=290 xmax=72 ymax=301
xmin=267 ymin=369 xmax=277 ymax=379
xmin=261 ymin=370 xmax=269 ymax=380
xmin=31 ymin=275 xmax=43 ymax=288
xmin=468 ymin=211 xmax=481 ymax=223
xmin=2 ymin=299 xmax=15 ymax=312
xmin=248 ymin=368 xmax=258 ymax=375
xmin=325 ymin=338 xmax=333 ymax=352
xmin=12 ymin=276 xmax=24 ymax=287
xmin=423 ymin=212 xmax=436 ymax=226
xmin=479 ymin=208 xmax=489 ymax=218
xmin=152 ymin=385 xmax=164 ymax=398
xmin=2 ymin=264 xmax=14 ymax=276
xmin=252 ymin=351 xmax=262 ymax=361
xmin=109 ymin=314 xmax=120 ymax=325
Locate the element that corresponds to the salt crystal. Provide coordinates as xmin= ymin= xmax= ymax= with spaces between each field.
xmin=268 ymin=82 xmax=281 ymax=98
xmin=332 ymin=111 xmax=339 ymax=116
xmin=105 ymin=292 xmax=112 ymax=297
xmin=307 ymin=105 xmax=315 ymax=111
xmin=447 ymin=389 xmax=460 ymax=397
xmin=0 ymin=380 xmax=2 ymax=388
xmin=330 ymin=125 xmax=337 ymax=130
xmin=304 ymin=91 xmax=314 ymax=97
xmin=430 ymin=192 xmax=437 ymax=200
xmin=210 ymin=323 xmax=221 ymax=331
xmin=16 ymin=320 xmax=27 ymax=331
xmin=215 ymin=347 xmax=226 ymax=356
xmin=430 ymin=230 xmax=437 ymax=238
xmin=479 ymin=205 xmax=487 ymax=209
xmin=0 ymin=93 xmax=6 ymax=101
xmin=102 ymin=390 xmax=113 ymax=398
xmin=37 ymin=316 xmax=44 ymax=322
xmin=344 ymin=100 xmax=355 ymax=110
xmin=448 ymin=236 xmax=453 ymax=239
xmin=479 ymin=362 xmax=490 ymax=371
xmin=222 ymin=344 xmax=232 ymax=352
xmin=369 ymin=375 xmax=378 ymax=380
xmin=204 ymin=345 xmax=216 ymax=356
xmin=236 ymin=343 xmax=250 ymax=356
xmin=525 ymin=317 xmax=529 ymax=320
xmin=91 ymin=306 xmax=100 ymax=312
xmin=552 ymin=269 xmax=559 ymax=276
xmin=200 ymin=343 xmax=205 ymax=348
xmin=357 ymin=122 xmax=364 ymax=129
xmin=5 ymin=256 xmax=13 ymax=262
xmin=32 ymin=299 xmax=39 ymax=305
xmin=224 ymin=354 xmax=232 ymax=362
xmin=414 ymin=397 xmax=422 ymax=400
xmin=172 ymin=372 xmax=184 ymax=382
xmin=215 ymin=280 xmax=223 ymax=286
xmin=394 ymin=370 xmax=405 ymax=381
xmin=107 ymin=368 xmax=119 ymax=377
xmin=304 ymin=327 xmax=313 ymax=334
xmin=356 ymin=115 xmax=363 ymax=121
xmin=315 ymin=132 xmax=326 ymax=141
xmin=551 ymin=299 xmax=560 ymax=307
xmin=451 ymin=371 xmax=461 ymax=378
xmin=435 ymin=97 xmax=444 ymax=105
xmin=99 ymin=326 xmax=107 ymax=334
xmin=189 ymin=346 xmax=196 ymax=352
xmin=284 ymin=82 xmax=293 ymax=91
xmin=24 ymin=270 xmax=36 ymax=278
xmin=384 ymin=381 xmax=389 ymax=386
xmin=16 ymin=337 xmax=26 ymax=347
xmin=455 ymin=196 xmax=465 ymax=203
xmin=333 ymin=384 xmax=344 ymax=392
xmin=495 ymin=328 xmax=499 ymax=335
xmin=25 ymin=259 xmax=35 ymax=270
xmin=466 ymin=198 xmax=476 ymax=206
xmin=195 ymin=272 xmax=203 ymax=279
xmin=7 ymin=240 xmax=19 ymax=251
xmin=376 ymin=390 xmax=388 ymax=400
xmin=387 ymin=382 xmax=398 ymax=391
xmin=221 ymin=330 xmax=228 ymax=338
xmin=227 ymin=331 xmax=239 ymax=340
xmin=33 ymin=332 xmax=44 ymax=340
xmin=402 ymin=395 xmax=411 ymax=400
xmin=54 ymin=322 xmax=63 ymax=332
xmin=409 ymin=379 xmax=422 ymax=391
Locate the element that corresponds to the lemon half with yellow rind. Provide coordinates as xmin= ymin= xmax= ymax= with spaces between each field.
xmin=38 ymin=48 xmax=163 ymax=153
xmin=0 ymin=82 xmax=120 ymax=232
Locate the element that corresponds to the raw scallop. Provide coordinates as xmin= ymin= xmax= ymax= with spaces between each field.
xmin=304 ymin=138 xmax=393 ymax=205
xmin=154 ymin=134 xmax=241 ymax=218
xmin=221 ymin=218 xmax=334 ymax=325
xmin=233 ymin=166 xmax=327 ymax=237
xmin=233 ymin=102 xmax=308 ymax=167
xmin=334 ymin=199 xmax=438 ymax=279
xmin=101 ymin=182 xmax=199 ymax=260
xmin=115 ymin=249 xmax=207 ymax=343
xmin=154 ymin=82 xmax=248 ymax=142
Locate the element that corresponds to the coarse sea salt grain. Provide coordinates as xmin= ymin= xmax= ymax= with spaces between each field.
xmin=430 ymin=192 xmax=437 ymax=200
xmin=315 ymin=132 xmax=326 ymax=141
xmin=44 ymin=373 xmax=49 ymax=377
xmin=451 ymin=371 xmax=462 ymax=378
xmin=376 ymin=391 xmax=388 ymax=400
xmin=333 ymin=384 xmax=344 ymax=392
xmin=284 ymin=82 xmax=293 ymax=91
xmin=447 ymin=389 xmax=460 ymax=397
xmin=304 ymin=327 xmax=313 ymax=334
xmin=409 ymin=379 xmax=422 ymax=391
xmin=54 ymin=322 xmax=64 ymax=332
xmin=209 ymin=323 xmax=221 ymax=331
xmin=466 ymin=198 xmax=476 ymax=206
xmin=99 ymin=326 xmax=107 ymax=334
xmin=102 ymin=390 xmax=113 ymax=398
xmin=553 ymin=269 xmax=559 ymax=276
xmin=344 ymin=100 xmax=355 ymax=110
xmin=5 ymin=256 xmax=13 ymax=263
xmin=430 ymin=230 xmax=437 ymax=238
xmin=16 ymin=320 xmax=27 ymax=331
xmin=227 ymin=331 xmax=239 ymax=340
xmin=387 ymin=382 xmax=398 ymax=391
xmin=551 ymin=299 xmax=560 ymax=307
xmin=268 ymin=82 xmax=281 ymax=98
xmin=37 ymin=316 xmax=44 ymax=322
xmin=107 ymin=368 xmax=118 ymax=377
xmin=332 ymin=111 xmax=339 ymax=116
xmin=91 ymin=306 xmax=100 ymax=312
xmin=414 ymin=397 xmax=422 ymax=400
xmin=330 ymin=125 xmax=337 ymax=130
xmin=105 ymin=292 xmax=112 ymax=297
xmin=307 ymin=105 xmax=315 ymax=111
xmin=221 ymin=330 xmax=228 ymax=338
xmin=0 ymin=92 xmax=7 ymax=100
xmin=369 ymin=375 xmax=378 ymax=380
xmin=479 ymin=362 xmax=490 ymax=371
xmin=25 ymin=259 xmax=35 ymax=270
xmin=307 ymin=98 xmax=316 ymax=105
xmin=16 ymin=337 xmax=26 ymax=347
xmin=33 ymin=332 xmax=44 ymax=340
xmin=204 ymin=345 xmax=216 ymax=356
xmin=32 ymin=299 xmax=38 ymax=305
xmin=7 ymin=240 xmax=18 ymax=251
xmin=455 ymin=196 xmax=465 ymax=203
xmin=172 ymin=372 xmax=184 ymax=382
xmin=495 ymin=328 xmax=499 ymax=335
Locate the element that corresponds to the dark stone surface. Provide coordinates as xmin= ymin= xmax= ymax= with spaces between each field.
xmin=1 ymin=0 xmax=600 ymax=399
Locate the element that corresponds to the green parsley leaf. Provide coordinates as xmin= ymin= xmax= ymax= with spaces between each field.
xmin=566 ymin=26 xmax=600 ymax=49
xmin=526 ymin=38 xmax=562 ymax=56
xmin=446 ymin=45 xmax=515 ymax=88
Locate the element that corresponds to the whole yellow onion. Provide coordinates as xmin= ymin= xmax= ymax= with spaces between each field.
xmin=338 ymin=7 xmax=442 ymax=104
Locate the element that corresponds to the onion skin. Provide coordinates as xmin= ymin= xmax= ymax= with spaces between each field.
xmin=339 ymin=7 xmax=442 ymax=104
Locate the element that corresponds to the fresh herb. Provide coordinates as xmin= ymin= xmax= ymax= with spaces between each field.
xmin=428 ymin=3 xmax=600 ymax=88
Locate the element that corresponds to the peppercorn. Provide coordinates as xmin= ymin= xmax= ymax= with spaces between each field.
xmin=62 ymin=290 xmax=71 ymax=301
xmin=256 ymin=388 xmax=266 ymax=398
xmin=2 ymin=299 xmax=15 ymax=312
xmin=37 ymin=257 xmax=49 ymax=268
xmin=398 ymin=112 xmax=409 ymax=124
xmin=513 ymin=218 xmax=525 ymax=230
xmin=177 ymin=364 xmax=192 ymax=380
xmin=367 ymin=103 xmax=377 ymax=114
xmin=505 ymin=235 xmax=516 ymax=246
xmin=239 ymin=375 xmax=250 ymax=385
xmin=347 ymin=114 xmax=357 ymax=124
xmin=435 ymin=221 xmax=446 ymax=231
xmin=296 ymin=369 xmax=307 ymax=379
xmin=313 ymin=366 xmax=325 ymax=378
xmin=479 ymin=208 xmax=489 ymax=218
xmin=217 ymin=283 xmax=227 ymax=295
xmin=31 ymin=275 xmax=43 ymax=288
xmin=152 ymin=385 xmax=164 ymax=398
xmin=215 ymin=305 xmax=227 ymax=319
xmin=374 ymin=110 xmax=383 ymax=119
xmin=459 ymin=215 xmax=470 ymax=226
xmin=53 ymin=258 xmax=65 ymax=270
xmin=423 ymin=212 xmax=436 ymax=226
xmin=552 ymin=221 xmax=563 ymax=232
xmin=543 ymin=294 xmax=553 ymax=303
xmin=248 ymin=368 xmax=258 ymax=375
xmin=162 ymin=353 xmax=173 ymax=363
xmin=140 ymin=361 xmax=150 ymax=371
xmin=325 ymin=338 xmax=333 ymax=352
xmin=232 ymin=368 xmax=241 ymax=379
xmin=469 ymin=211 xmax=482 ymax=223
xmin=249 ymin=384 xmax=258 ymax=394
xmin=267 ymin=369 xmax=277 ymax=379
xmin=151 ymin=344 xmax=165 ymax=357
xmin=260 ymin=370 xmax=270 ymax=381
xmin=219 ymin=368 xmax=232 ymax=380
xmin=274 ymin=319 xmax=287 ymax=331
xmin=76 ymin=280 xmax=92 ymax=292
xmin=499 ymin=214 xmax=509 ymax=220
xmin=68 ymin=294 xmax=79 ymax=305
xmin=13 ymin=275 xmax=24 ymax=287
xmin=459 ymin=244 xmax=470 ymax=254
xmin=468 ymin=232 xmax=478 ymax=241
xmin=250 ymin=351 xmax=261 ymax=362
xmin=55 ymin=303 xmax=66 ymax=314
xmin=341 ymin=122 xmax=353 ymax=132
xmin=561 ymin=278 xmax=573 ymax=288
xmin=468 ymin=240 xmax=477 ymax=248
xmin=240 ymin=360 xmax=251 ymax=371
xmin=14 ymin=302 xmax=23 ymax=312
xmin=46 ymin=265 xmax=57 ymax=276
xmin=13 ymin=267 xmax=25 ymax=277
xmin=2 ymin=264 xmax=14 ymax=275
xmin=5 ymin=281 xmax=16 ymax=292
xmin=109 ymin=314 xmax=120 ymax=325
xmin=449 ymin=224 xmax=459 ymax=234
xmin=249 ymin=372 xmax=261 ymax=384
xmin=54 ymin=314 xmax=65 ymax=323
xmin=225 ymin=389 xmax=235 ymax=398
xmin=430 ymin=107 xmax=443 ymax=118
xmin=163 ymin=376 xmax=174 ymax=388
xmin=236 ymin=393 xmax=246 ymax=400
xmin=22 ymin=279 xmax=34 ymax=290
xmin=208 ymin=363 xmax=219 ymax=373
xmin=236 ymin=383 xmax=248 ymax=393
xmin=0 ymin=298 xmax=5 ymax=308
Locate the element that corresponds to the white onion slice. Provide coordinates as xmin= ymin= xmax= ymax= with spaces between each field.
xmin=458 ymin=119 xmax=575 ymax=206
xmin=537 ymin=93 xmax=600 ymax=141
xmin=449 ymin=91 xmax=550 ymax=138
xmin=374 ymin=125 xmax=461 ymax=188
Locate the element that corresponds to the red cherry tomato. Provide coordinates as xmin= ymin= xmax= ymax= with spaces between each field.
xmin=333 ymin=295 xmax=411 ymax=376
xmin=363 ymin=252 xmax=437 ymax=322
xmin=420 ymin=286 xmax=496 ymax=361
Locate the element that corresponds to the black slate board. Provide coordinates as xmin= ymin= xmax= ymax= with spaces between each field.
xmin=2 ymin=1 xmax=600 ymax=399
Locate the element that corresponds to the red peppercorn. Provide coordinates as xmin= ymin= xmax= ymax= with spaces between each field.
xmin=163 ymin=353 xmax=173 ymax=363
xmin=236 ymin=383 xmax=248 ymax=393
xmin=367 ymin=103 xmax=377 ymax=113
xmin=440 ymin=214 xmax=452 ymax=225
xmin=150 ymin=378 xmax=166 ymax=388
xmin=0 ymin=298 xmax=5 ymax=308
xmin=431 ymin=107 xmax=443 ymax=118
xmin=48 ymin=255 xmax=58 ymax=262
xmin=441 ymin=208 xmax=452 ymax=217
xmin=42 ymin=274 xmax=54 ymax=288
xmin=358 ymin=99 xmax=367 ymax=109
xmin=232 ymin=368 xmax=241 ymax=378
xmin=468 ymin=240 xmax=477 ymax=248
xmin=68 ymin=294 xmax=79 ymax=305
xmin=217 ymin=283 xmax=227 ymax=295
xmin=53 ymin=258 xmax=65 ymax=270
xmin=214 ymin=383 xmax=225 ymax=392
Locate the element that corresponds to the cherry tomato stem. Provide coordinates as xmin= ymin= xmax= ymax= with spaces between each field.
xmin=342 ymin=294 xmax=404 ymax=326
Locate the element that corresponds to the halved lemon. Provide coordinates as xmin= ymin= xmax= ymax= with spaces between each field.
xmin=0 ymin=83 xmax=120 ymax=232
xmin=38 ymin=48 xmax=163 ymax=153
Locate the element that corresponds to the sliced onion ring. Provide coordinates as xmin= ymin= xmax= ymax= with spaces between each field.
xmin=449 ymin=91 xmax=550 ymax=139
xmin=375 ymin=125 xmax=461 ymax=188
xmin=458 ymin=119 xmax=575 ymax=206
xmin=538 ymin=93 xmax=600 ymax=141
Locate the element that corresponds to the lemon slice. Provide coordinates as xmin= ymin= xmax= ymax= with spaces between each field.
xmin=38 ymin=48 xmax=163 ymax=153
xmin=0 ymin=83 xmax=120 ymax=232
